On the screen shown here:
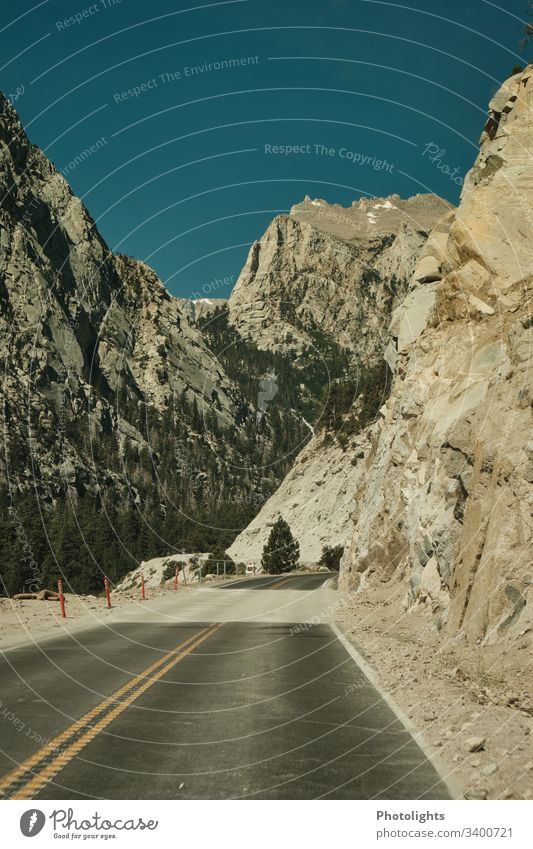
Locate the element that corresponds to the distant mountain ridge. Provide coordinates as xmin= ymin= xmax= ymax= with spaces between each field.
xmin=0 ymin=89 xmax=449 ymax=597
xmin=290 ymin=192 xmax=451 ymax=240
xmin=230 ymin=65 xmax=533 ymax=648
xmin=0 ymin=93 xmax=305 ymax=594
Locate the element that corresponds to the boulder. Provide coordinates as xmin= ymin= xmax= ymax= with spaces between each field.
xmin=413 ymin=254 xmax=441 ymax=284
xmin=465 ymin=737 xmax=487 ymax=753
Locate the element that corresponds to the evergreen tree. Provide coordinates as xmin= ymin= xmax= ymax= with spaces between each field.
xmin=521 ymin=3 xmax=533 ymax=47
xmin=205 ymin=548 xmax=236 ymax=575
xmin=261 ymin=516 xmax=300 ymax=574
xmin=191 ymin=397 xmax=202 ymax=432
xmin=0 ymin=496 xmax=20 ymax=596
xmin=319 ymin=544 xmax=344 ymax=571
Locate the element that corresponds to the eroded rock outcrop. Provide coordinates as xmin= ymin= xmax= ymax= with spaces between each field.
xmin=340 ymin=66 xmax=533 ymax=645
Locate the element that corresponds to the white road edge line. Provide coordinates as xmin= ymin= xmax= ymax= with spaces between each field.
xmin=328 ymin=621 xmax=461 ymax=800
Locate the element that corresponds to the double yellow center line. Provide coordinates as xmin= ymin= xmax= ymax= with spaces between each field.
xmin=0 ymin=623 xmax=221 ymax=800
xmin=268 ymin=576 xmax=297 ymax=590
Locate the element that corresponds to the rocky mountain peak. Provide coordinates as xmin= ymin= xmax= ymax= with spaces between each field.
xmin=230 ymin=66 xmax=533 ymax=647
xmin=290 ymin=193 xmax=451 ymax=242
xmin=227 ymin=191 xmax=451 ymax=363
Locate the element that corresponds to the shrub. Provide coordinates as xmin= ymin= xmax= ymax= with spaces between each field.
xmin=161 ymin=560 xmax=186 ymax=582
xmin=319 ymin=545 xmax=344 ymax=571
xmin=205 ymin=549 xmax=236 ymax=575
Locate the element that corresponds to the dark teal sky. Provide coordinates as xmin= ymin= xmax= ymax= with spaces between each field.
xmin=1 ymin=0 xmax=529 ymax=297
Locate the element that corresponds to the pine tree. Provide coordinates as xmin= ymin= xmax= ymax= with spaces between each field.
xmin=205 ymin=548 xmax=236 ymax=575
xmin=261 ymin=516 xmax=300 ymax=574
xmin=0 ymin=495 xmax=18 ymax=596
xmin=319 ymin=544 xmax=344 ymax=571
xmin=191 ymin=397 xmax=202 ymax=432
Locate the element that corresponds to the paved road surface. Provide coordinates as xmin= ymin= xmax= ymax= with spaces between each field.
xmin=0 ymin=575 xmax=451 ymax=799
xmin=220 ymin=573 xmax=329 ymax=591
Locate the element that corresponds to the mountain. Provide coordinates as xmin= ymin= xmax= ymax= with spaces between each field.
xmin=226 ymin=196 xmax=451 ymax=563
xmin=339 ymin=65 xmax=533 ymax=644
xmin=182 ymin=297 xmax=228 ymax=323
xmin=0 ymin=89 xmax=457 ymax=600
xmin=231 ymin=66 xmax=533 ymax=645
xmin=227 ymin=193 xmax=450 ymax=362
xmin=0 ymin=94 xmax=305 ymax=594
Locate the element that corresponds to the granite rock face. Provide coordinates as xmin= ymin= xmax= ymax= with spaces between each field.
xmin=230 ymin=68 xmax=532 ymax=647
xmin=339 ymin=66 xmax=533 ymax=645
xmin=227 ymin=428 xmax=372 ymax=565
xmin=0 ymin=93 xmax=237 ymax=502
xmin=227 ymin=195 xmax=451 ymax=564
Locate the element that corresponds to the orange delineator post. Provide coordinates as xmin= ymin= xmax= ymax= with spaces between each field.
xmin=141 ymin=572 xmax=145 ymax=601
xmin=58 ymin=579 xmax=66 ymax=619
xmin=104 ymin=575 xmax=111 ymax=609
xmin=174 ymin=565 xmax=179 ymax=590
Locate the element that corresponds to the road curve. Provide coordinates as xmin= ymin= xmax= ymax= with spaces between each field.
xmin=0 ymin=581 xmax=451 ymax=800
xmin=220 ymin=573 xmax=330 ymax=591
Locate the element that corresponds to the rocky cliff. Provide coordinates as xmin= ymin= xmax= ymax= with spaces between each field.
xmin=0 ymin=93 xmax=240 ymax=497
xmin=0 ymin=94 xmax=303 ymax=593
xmin=230 ymin=68 xmax=532 ymax=650
xmin=338 ymin=66 xmax=533 ymax=645
xmin=228 ymin=193 xmax=450 ymax=364
xmin=227 ymin=195 xmax=451 ymax=564
xmin=226 ymin=427 xmax=369 ymax=565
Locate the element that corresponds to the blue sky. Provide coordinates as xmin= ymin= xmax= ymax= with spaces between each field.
xmin=1 ymin=0 xmax=529 ymax=297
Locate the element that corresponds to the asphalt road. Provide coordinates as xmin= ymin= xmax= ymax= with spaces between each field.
xmin=0 ymin=577 xmax=451 ymax=800
xmin=220 ymin=573 xmax=330 ymax=591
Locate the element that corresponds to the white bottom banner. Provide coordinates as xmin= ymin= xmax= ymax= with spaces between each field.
xmin=1 ymin=800 xmax=532 ymax=848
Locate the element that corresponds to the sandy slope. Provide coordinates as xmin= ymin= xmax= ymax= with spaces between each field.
xmin=336 ymin=584 xmax=533 ymax=800
xmin=0 ymin=586 xmax=175 ymax=651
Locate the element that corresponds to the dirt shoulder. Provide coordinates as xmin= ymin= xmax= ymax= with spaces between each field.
xmin=3 ymin=577 xmax=531 ymax=800
xmin=335 ymin=580 xmax=533 ymax=800
xmin=0 ymin=576 xmax=233 ymax=652
xmin=0 ymin=587 xmax=175 ymax=651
